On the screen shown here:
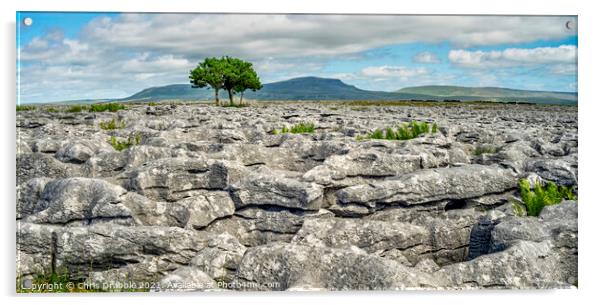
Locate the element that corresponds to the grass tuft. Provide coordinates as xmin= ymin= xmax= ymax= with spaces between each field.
xmin=66 ymin=105 xmax=86 ymax=113
xmin=473 ymin=145 xmax=497 ymax=156
xmin=16 ymin=105 xmax=36 ymax=111
xmin=358 ymin=120 xmax=435 ymax=141
xmin=89 ymin=103 xmax=126 ymax=113
xmin=99 ymin=118 xmax=126 ymax=130
xmin=278 ymin=122 xmax=315 ymax=134
xmin=290 ymin=122 xmax=315 ymax=134
xmin=109 ymin=134 xmax=141 ymax=151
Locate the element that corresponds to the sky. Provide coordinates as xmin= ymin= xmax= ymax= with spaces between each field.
xmin=16 ymin=12 xmax=578 ymax=103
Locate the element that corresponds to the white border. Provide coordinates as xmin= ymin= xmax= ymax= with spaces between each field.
xmin=2 ymin=1 xmax=599 ymax=304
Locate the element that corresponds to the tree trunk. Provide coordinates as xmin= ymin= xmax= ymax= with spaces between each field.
xmin=228 ymin=89 xmax=234 ymax=106
xmin=214 ymin=88 xmax=219 ymax=106
xmin=239 ymin=91 xmax=244 ymax=106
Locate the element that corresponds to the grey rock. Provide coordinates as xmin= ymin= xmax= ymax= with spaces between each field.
xmin=122 ymin=157 xmax=239 ymax=201
xmin=17 ymin=178 xmax=51 ymax=218
xmin=414 ymin=258 xmax=441 ymax=273
xmin=189 ymin=233 xmax=247 ymax=282
xmin=526 ymin=158 xmax=577 ymax=186
xmin=16 ymin=222 xmax=57 ymax=276
xmin=155 ymin=267 xmax=218 ymax=292
xmin=16 ymin=103 xmax=578 ymax=290
xmin=25 ymin=178 xmax=132 ymax=225
xmin=17 ymin=153 xmax=80 ymax=185
xmin=165 ymin=192 xmax=235 ymax=229
xmin=31 ymin=138 xmax=66 ymax=153
xmin=337 ymin=164 xmax=516 ymax=207
xmin=291 ymin=218 xmax=430 ymax=263
xmin=303 ymin=149 xmax=421 ymax=187
xmin=205 ymin=207 xmax=333 ymax=247
xmin=230 ymin=171 xmax=323 ymax=211
xmin=55 ymin=140 xmax=111 ymax=163
xmin=435 ymin=241 xmax=570 ymax=288
xmin=234 ymin=243 xmax=443 ymax=290
xmin=83 ymin=151 xmax=127 ymax=177
xmin=54 ymin=224 xmax=208 ymax=271
xmin=490 ymin=216 xmax=546 ymax=252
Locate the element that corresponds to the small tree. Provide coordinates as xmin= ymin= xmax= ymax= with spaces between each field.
xmin=190 ymin=56 xmax=262 ymax=106
xmin=232 ymin=60 xmax=262 ymax=106
xmin=222 ymin=57 xmax=262 ymax=106
xmin=189 ymin=57 xmax=226 ymax=106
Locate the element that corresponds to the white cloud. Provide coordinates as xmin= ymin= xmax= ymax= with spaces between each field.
xmin=80 ymin=14 xmax=576 ymax=59
xmin=549 ymin=63 xmax=577 ymax=75
xmin=18 ymin=14 xmax=578 ymax=102
xmin=122 ymin=53 xmax=192 ymax=73
xmin=448 ymin=45 xmax=577 ymax=68
xmin=360 ymin=66 xmax=429 ymax=78
xmin=413 ymin=52 xmax=440 ymax=64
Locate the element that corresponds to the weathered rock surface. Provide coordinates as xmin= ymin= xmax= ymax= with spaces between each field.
xmin=233 ymin=242 xmax=443 ymax=290
xmin=189 ymin=233 xmax=247 ymax=282
xmin=336 ymin=164 xmax=516 ymax=207
xmin=23 ymin=178 xmax=132 ymax=225
xmin=121 ymin=157 xmax=243 ymax=201
xmin=155 ymin=267 xmax=219 ymax=292
xmin=302 ymin=149 xmax=421 ymax=187
xmin=230 ymin=170 xmax=323 ymax=211
xmin=16 ymin=103 xmax=578 ymax=290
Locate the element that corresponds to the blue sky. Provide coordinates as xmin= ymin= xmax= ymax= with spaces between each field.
xmin=17 ymin=13 xmax=578 ymax=103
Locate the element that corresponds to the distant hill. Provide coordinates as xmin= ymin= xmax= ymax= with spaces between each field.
xmin=117 ymin=77 xmax=577 ymax=105
xmin=120 ymin=77 xmax=433 ymax=102
xmin=121 ymin=84 xmax=204 ymax=101
xmin=396 ymin=85 xmax=577 ymax=105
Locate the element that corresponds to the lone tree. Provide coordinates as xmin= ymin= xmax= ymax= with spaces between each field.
xmin=233 ymin=60 xmax=262 ymax=106
xmin=222 ymin=57 xmax=262 ymax=106
xmin=189 ymin=57 xmax=226 ymax=106
xmin=189 ymin=56 xmax=262 ymax=106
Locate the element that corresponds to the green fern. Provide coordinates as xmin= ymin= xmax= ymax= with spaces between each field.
xmin=518 ymin=178 xmax=576 ymax=216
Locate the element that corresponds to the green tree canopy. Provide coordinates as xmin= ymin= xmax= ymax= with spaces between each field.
xmin=189 ymin=56 xmax=262 ymax=106
xmin=189 ymin=57 xmax=226 ymax=106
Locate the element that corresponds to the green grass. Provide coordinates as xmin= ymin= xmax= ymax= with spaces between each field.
xmin=147 ymin=102 xmax=159 ymax=106
xmin=109 ymin=134 xmax=141 ymax=151
xmin=473 ymin=146 xmax=498 ymax=156
xmin=16 ymin=105 xmax=36 ymax=111
xmin=518 ymin=178 xmax=577 ymax=216
xmin=357 ymin=120 xmax=435 ymax=141
xmin=275 ymin=122 xmax=315 ymax=134
xmin=99 ymin=118 xmax=126 ymax=130
xmin=431 ymin=122 xmax=438 ymax=133
xmin=17 ymin=271 xmax=98 ymax=293
xmin=89 ymin=103 xmax=126 ymax=112
xmin=46 ymin=107 xmax=58 ymax=113
xmin=290 ymin=122 xmax=315 ymax=134
xmin=66 ymin=105 xmax=86 ymax=113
